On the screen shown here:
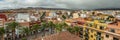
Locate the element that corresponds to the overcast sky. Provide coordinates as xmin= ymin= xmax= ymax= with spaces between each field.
xmin=0 ymin=0 xmax=120 ymax=9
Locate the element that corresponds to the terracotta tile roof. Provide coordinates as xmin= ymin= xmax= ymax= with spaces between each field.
xmin=35 ymin=31 xmax=81 ymax=40
xmin=0 ymin=14 xmax=7 ymax=21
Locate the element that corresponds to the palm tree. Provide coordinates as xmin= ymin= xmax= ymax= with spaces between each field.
xmin=107 ymin=16 xmax=115 ymax=21
xmin=47 ymin=21 xmax=55 ymax=34
xmin=54 ymin=22 xmax=68 ymax=33
xmin=40 ymin=12 xmax=46 ymax=22
xmin=62 ymin=15 xmax=66 ymax=20
xmin=21 ymin=27 xmax=31 ymax=36
xmin=67 ymin=26 xmax=80 ymax=36
xmin=74 ymin=26 xmax=80 ymax=36
xmin=40 ymin=22 xmax=47 ymax=36
xmin=0 ymin=27 xmax=5 ymax=40
xmin=6 ymin=21 xmax=19 ymax=40
xmin=55 ymin=23 xmax=63 ymax=33
xmin=67 ymin=27 xmax=74 ymax=33
xmin=19 ymin=27 xmax=31 ymax=40
xmin=31 ymin=24 xmax=40 ymax=34
xmin=61 ymin=22 xmax=68 ymax=28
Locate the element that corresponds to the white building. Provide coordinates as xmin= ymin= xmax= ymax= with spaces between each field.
xmin=15 ymin=13 xmax=30 ymax=22
xmin=80 ymin=14 xmax=87 ymax=18
xmin=73 ymin=13 xmax=79 ymax=18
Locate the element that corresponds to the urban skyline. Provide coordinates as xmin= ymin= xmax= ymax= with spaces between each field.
xmin=0 ymin=0 xmax=120 ymax=9
xmin=0 ymin=0 xmax=120 ymax=40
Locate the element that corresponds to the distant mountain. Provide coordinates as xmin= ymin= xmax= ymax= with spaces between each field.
xmin=1 ymin=7 xmax=120 ymax=12
xmin=0 ymin=7 xmax=77 ymax=13
xmin=0 ymin=7 xmax=76 ymax=11
xmin=94 ymin=8 xmax=120 ymax=10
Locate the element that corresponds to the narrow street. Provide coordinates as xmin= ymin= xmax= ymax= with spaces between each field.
xmin=27 ymin=30 xmax=54 ymax=40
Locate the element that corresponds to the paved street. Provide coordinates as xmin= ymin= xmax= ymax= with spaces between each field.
xmin=27 ymin=30 xmax=53 ymax=40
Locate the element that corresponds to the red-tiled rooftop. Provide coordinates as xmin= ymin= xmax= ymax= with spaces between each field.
xmin=107 ymin=21 xmax=120 ymax=29
xmin=0 ymin=13 xmax=7 ymax=21
xmin=35 ymin=31 xmax=81 ymax=40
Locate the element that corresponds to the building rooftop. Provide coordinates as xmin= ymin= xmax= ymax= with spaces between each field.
xmin=107 ymin=20 xmax=120 ymax=29
xmin=0 ymin=13 xmax=7 ymax=21
xmin=35 ymin=31 xmax=81 ymax=40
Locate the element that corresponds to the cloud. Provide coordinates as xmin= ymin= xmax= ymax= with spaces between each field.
xmin=0 ymin=0 xmax=120 ymax=9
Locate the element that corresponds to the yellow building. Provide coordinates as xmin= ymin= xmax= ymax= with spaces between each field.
xmin=83 ymin=20 xmax=107 ymax=40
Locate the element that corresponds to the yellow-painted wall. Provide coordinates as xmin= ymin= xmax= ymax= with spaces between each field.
xmin=83 ymin=20 xmax=107 ymax=40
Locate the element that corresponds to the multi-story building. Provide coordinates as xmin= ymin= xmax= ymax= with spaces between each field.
xmin=105 ymin=21 xmax=120 ymax=40
xmin=73 ymin=12 xmax=79 ymax=18
xmin=0 ymin=14 xmax=7 ymax=27
xmin=15 ymin=13 xmax=41 ymax=27
xmin=0 ymin=19 xmax=5 ymax=27
xmin=65 ymin=16 xmax=120 ymax=40
xmin=83 ymin=20 xmax=107 ymax=40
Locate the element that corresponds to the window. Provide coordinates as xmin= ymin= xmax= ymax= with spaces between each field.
xmin=79 ymin=28 xmax=83 ymax=31
xmin=97 ymin=32 xmax=101 ymax=36
xmin=97 ymin=32 xmax=101 ymax=40
xmin=79 ymin=31 xmax=83 ymax=38
xmin=113 ymin=37 xmax=119 ymax=40
xmin=106 ymin=34 xmax=109 ymax=38
xmin=91 ymin=30 xmax=93 ymax=33
xmin=91 ymin=35 xmax=93 ymax=38
xmin=98 ymin=38 xmax=101 ymax=40
xmin=100 ymin=26 xmax=104 ymax=30
xmin=110 ymin=29 xmax=115 ymax=33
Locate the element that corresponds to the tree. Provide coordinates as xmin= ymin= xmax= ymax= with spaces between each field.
xmin=68 ymin=11 xmax=74 ymax=18
xmin=48 ymin=21 xmax=55 ymax=34
xmin=67 ymin=26 xmax=80 ymax=36
xmin=67 ymin=27 xmax=74 ymax=33
xmin=31 ymin=24 xmax=40 ymax=34
xmin=0 ymin=27 xmax=5 ymax=40
xmin=62 ymin=15 xmax=66 ymax=19
xmin=6 ymin=22 xmax=19 ymax=40
xmin=21 ymin=27 xmax=31 ymax=36
xmin=55 ymin=23 xmax=63 ymax=32
xmin=107 ymin=16 xmax=115 ymax=21
xmin=61 ymin=22 xmax=68 ymax=28
xmin=41 ymin=22 xmax=48 ymax=28
xmin=74 ymin=26 xmax=80 ymax=35
xmin=40 ymin=12 xmax=46 ymax=22
xmin=19 ymin=27 xmax=31 ymax=40
xmin=40 ymin=22 xmax=47 ymax=36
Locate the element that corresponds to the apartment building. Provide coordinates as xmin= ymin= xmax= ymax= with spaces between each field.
xmin=15 ymin=13 xmax=40 ymax=27
xmin=65 ymin=17 xmax=120 ymax=40
xmin=0 ymin=19 xmax=5 ymax=27
xmin=0 ymin=14 xmax=7 ymax=27
xmin=104 ymin=21 xmax=120 ymax=40
xmin=83 ymin=20 xmax=107 ymax=40
xmin=73 ymin=12 xmax=79 ymax=18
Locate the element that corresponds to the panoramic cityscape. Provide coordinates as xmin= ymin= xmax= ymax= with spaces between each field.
xmin=0 ymin=7 xmax=120 ymax=40
xmin=0 ymin=0 xmax=120 ymax=40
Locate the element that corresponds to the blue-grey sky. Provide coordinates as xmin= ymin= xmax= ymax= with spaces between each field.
xmin=0 ymin=0 xmax=120 ymax=9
